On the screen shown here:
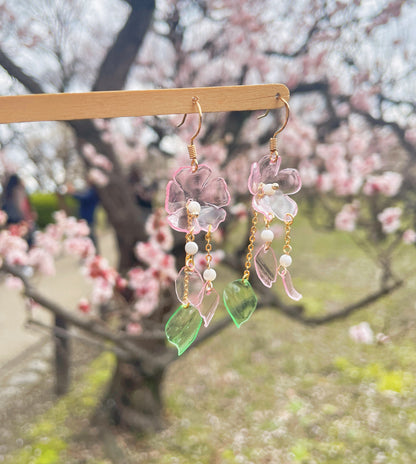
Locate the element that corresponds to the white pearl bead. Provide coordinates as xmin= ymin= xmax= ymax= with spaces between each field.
xmin=279 ymin=254 xmax=292 ymax=267
xmin=187 ymin=200 xmax=201 ymax=215
xmin=263 ymin=184 xmax=275 ymax=195
xmin=261 ymin=229 xmax=274 ymax=242
xmin=185 ymin=241 xmax=198 ymax=255
xmin=203 ymin=268 xmax=217 ymax=281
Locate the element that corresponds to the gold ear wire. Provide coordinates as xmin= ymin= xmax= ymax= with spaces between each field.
xmin=257 ymin=94 xmax=290 ymax=162
xmin=257 ymin=94 xmax=290 ymax=137
xmin=177 ymin=96 xmax=203 ymax=172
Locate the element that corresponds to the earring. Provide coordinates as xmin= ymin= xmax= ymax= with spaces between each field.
xmin=223 ymin=96 xmax=302 ymax=329
xmin=164 ymin=96 xmax=231 ymax=355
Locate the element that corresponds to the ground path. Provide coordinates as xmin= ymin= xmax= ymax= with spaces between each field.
xmin=0 ymin=229 xmax=117 ymax=377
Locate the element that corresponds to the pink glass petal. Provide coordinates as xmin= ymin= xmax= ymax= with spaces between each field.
xmin=167 ymin=207 xmax=200 ymax=233
xmin=248 ymin=161 xmax=261 ymax=195
xmin=268 ymin=191 xmax=298 ymax=221
xmin=199 ymin=177 xmax=231 ymax=207
xmin=276 ymin=168 xmax=302 ymax=195
xmin=198 ymin=283 xmax=219 ymax=327
xmin=174 ymin=164 xmax=212 ymax=197
xmin=279 ymin=268 xmax=302 ymax=301
xmin=252 ymin=195 xmax=274 ymax=222
xmin=165 ymin=180 xmax=186 ymax=214
xmin=175 ymin=266 xmax=204 ymax=307
xmin=198 ymin=206 xmax=226 ymax=232
xmin=257 ymin=155 xmax=282 ymax=185
xmin=254 ymin=244 xmax=278 ymax=288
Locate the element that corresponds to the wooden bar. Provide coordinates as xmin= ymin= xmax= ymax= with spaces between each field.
xmin=0 ymin=84 xmax=289 ymax=124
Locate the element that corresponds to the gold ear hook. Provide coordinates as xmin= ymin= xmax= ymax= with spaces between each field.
xmin=178 ymin=96 xmax=203 ymax=172
xmin=257 ymin=94 xmax=290 ymax=137
xmin=177 ymin=96 xmax=203 ymax=142
xmin=258 ymin=94 xmax=290 ymax=162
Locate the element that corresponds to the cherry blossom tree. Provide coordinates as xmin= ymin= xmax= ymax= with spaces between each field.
xmin=0 ymin=0 xmax=415 ymax=431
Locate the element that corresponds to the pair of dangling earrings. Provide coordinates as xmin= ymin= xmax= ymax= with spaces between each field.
xmin=165 ymin=95 xmax=302 ymax=355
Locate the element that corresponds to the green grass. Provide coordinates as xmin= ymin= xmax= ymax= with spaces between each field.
xmin=9 ymin=219 xmax=416 ymax=463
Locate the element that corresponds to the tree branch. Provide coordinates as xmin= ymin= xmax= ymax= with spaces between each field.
xmin=0 ymin=48 xmax=45 ymax=94
xmin=92 ymin=0 xmax=155 ymax=91
xmin=1 ymin=263 xmax=167 ymax=373
xmin=278 ymin=279 xmax=403 ymax=326
xmin=26 ymin=318 xmax=131 ymax=361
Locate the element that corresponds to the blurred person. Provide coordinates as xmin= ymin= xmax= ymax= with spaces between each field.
xmin=1 ymin=173 xmax=37 ymax=247
xmin=67 ymin=180 xmax=100 ymax=253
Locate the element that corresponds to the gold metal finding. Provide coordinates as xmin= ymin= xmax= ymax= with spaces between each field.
xmin=177 ymin=96 xmax=203 ymax=173
xmin=257 ymin=94 xmax=290 ymax=136
xmin=283 ymin=213 xmax=294 ymax=255
xmin=205 ymin=225 xmax=212 ymax=267
xmin=257 ymin=94 xmax=290 ymax=163
xmin=183 ymin=208 xmax=196 ymax=307
xmin=242 ymin=211 xmax=258 ymax=282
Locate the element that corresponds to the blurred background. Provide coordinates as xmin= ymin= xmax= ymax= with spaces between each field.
xmin=0 ymin=0 xmax=416 ymax=463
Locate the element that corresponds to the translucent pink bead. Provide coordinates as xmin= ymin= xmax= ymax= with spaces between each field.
xmin=278 ymin=268 xmax=302 ymax=301
xmin=175 ymin=266 xmax=204 ymax=307
xmin=254 ymin=244 xmax=278 ymax=288
xmin=197 ymin=283 xmax=219 ymax=327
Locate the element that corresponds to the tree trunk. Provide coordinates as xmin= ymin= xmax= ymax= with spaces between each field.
xmin=54 ymin=315 xmax=70 ymax=395
xmin=97 ymin=357 xmax=166 ymax=433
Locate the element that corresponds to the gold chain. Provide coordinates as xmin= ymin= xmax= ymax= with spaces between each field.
xmin=205 ymin=225 xmax=212 ymax=267
xmin=242 ymin=210 xmax=258 ymax=282
xmin=205 ymin=225 xmax=213 ymax=291
xmin=283 ymin=214 xmax=294 ymax=255
xmin=182 ymin=209 xmax=195 ymax=307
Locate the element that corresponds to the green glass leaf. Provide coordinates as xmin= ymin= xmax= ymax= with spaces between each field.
xmin=223 ymin=279 xmax=257 ymax=328
xmin=165 ymin=304 xmax=203 ymax=355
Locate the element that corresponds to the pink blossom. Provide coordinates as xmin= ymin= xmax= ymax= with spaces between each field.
xmin=135 ymin=241 xmax=164 ymax=266
xmin=351 ymin=154 xmax=381 ymax=177
xmin=145 ymin=210 xmax=170 ymax=237
xmin=64 ymin=237 xmax=95 ymax=259
xmin=150 ymin=253 xmax=177 ymax=288
xmin=115 ymin=276 xmax=128 ymax=290
xmin=88 ymin=168 xmax=109 ymax=187
xmin=5 ymin=275 xmax=24 ymax=291
xmin=316 ymin=173 xmax=333 ymax=192
xmin=349 ymin=322 xmax=374 ymax=344
xmin=299 ymin=160 xmax=318 ymax=188
xmin=347 ymin=135 xmax=369 ymax=156
xmin=363 ymin=172 xmax=402 ymax=197
xmin=202 ymin=143 xmax=227 ymax=165
xmin=134 ymin=297 xmax=158 ymax=317
xmin=402 ymin=229 xmax=416 ymax=244
xmin=126 ymin=322 xmax=143 ymax=335
xmin=350 ymin=90 xmax=371 ymax=112
xmin=91 ymin=277 xmax=114 ymax=305
xmin=128 ymin=267 xmax=147 ymax=290
xmin=333 ymin=175 xmax=363 ymax=196
xmin=28 ymin=248 xmax=55 ymax=276
xmin=150 ymin=227 xmax=174 ymax=252
xmin=78 ymin=298 xmax=91 ymax=313
xmin=335 ymin=202 xmax=360 ymax=232
xmin=0 ymin=231 xmax=28 ymax=265
xmin=84 ymin=255 xmax=116 ymax=286
xmin=35 ymin=229 xmax=62 ymax=256
xmin=4 ymin=249 xmax=29 ymax=266
xmin=377 ymin=207 xmax=402 ymax=234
